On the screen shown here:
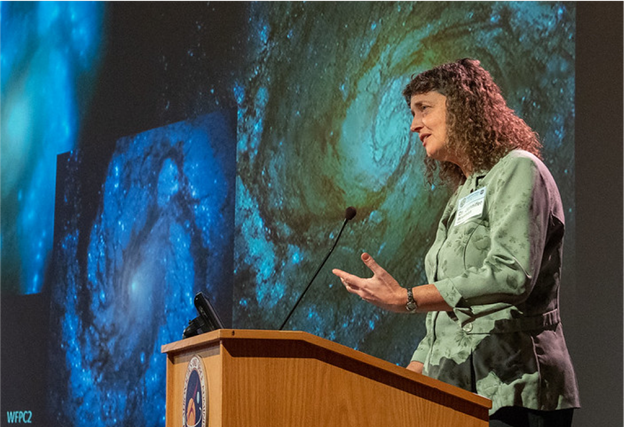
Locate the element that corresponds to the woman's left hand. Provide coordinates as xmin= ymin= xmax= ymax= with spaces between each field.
xmin=332 ymin=253 xmax=406 ymax=313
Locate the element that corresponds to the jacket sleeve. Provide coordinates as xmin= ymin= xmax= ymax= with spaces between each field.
xmin=433 ymin=155 xmax=554 ymax=309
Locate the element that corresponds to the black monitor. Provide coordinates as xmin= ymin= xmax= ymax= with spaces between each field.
xmin=182 ymin=292 xmax=225 ymax=338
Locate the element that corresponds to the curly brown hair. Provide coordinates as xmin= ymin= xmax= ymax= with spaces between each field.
xmin=402 ymin=58 xmax=542 ymax=187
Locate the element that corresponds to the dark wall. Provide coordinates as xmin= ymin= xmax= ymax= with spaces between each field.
xmin=1 ymin=3 xmax=622 ymax=427
xmin=572 ymin=2 xmax=623 ymax=426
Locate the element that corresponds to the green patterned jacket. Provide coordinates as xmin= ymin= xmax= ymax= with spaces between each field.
xmin=412 ymin=150 xmax=581 ymax=415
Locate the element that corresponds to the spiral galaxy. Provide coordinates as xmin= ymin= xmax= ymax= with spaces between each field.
xmin=6 ymin=2 xmax=576 ymax=425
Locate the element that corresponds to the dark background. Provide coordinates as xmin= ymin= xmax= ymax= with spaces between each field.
xmin=1 ymin=2 xmax=622 ymax=427
xmin=570 ymin=2 xmax=623 ymax=425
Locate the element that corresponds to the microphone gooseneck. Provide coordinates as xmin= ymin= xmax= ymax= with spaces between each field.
xmin=279 ymin=207 xmax=357 ymax=330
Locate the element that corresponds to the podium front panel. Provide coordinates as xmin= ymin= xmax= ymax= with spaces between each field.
xmin=162 ymin=330 xmax=490 ymax=427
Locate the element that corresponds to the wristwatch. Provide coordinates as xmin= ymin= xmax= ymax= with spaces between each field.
xmin=406 ymin=287 xmax=418 ymax=313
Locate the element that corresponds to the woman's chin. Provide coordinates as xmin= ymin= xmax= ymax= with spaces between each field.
xmin=425 ymin=150 xmax=442 ymax=161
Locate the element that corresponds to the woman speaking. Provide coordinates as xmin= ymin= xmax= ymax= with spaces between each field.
xmin=332 ymin=58 xmax=580 ymax=427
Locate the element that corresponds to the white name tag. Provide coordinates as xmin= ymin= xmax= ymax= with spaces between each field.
xmin=455 ymin=187 xmax=487 ymax=226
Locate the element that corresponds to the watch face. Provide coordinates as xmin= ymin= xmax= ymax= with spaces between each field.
xmin=406 ymin=288 xmax=417 ymax=312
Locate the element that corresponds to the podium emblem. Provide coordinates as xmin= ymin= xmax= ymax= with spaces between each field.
xmin=182 ymin=355 xmax=208 ymax=427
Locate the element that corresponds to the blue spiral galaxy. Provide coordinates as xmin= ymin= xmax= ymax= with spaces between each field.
xmin=1 ymin=1 xmax=104 ymax=294
xmin=51 ymin=112 xmax=236 ymax=425
xmin=233 ymin=1 xmax=575 ymax=362
xmin=5 ymin=2 xmax=576 ymax=425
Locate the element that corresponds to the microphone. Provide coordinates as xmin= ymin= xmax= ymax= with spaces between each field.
xmin=345 ymin=206 xmax=356 ymax=221
xmin=279 ymin=206 xmax=357 ymax=330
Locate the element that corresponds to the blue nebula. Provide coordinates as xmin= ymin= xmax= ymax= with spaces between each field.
xmin=4 ymin=2 xmax=576 ymax=424
xmin=234 ymin=1 xmax=575 ymax=365
xmin=157 ymin=159 xmax=181 ymax=206
xmin=50 ymin=111 xmax=236 ymax=425
xmin=1 ymin=1 xmax=104 ymax=294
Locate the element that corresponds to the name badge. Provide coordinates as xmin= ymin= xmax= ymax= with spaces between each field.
xmin=455 ymin=187 xmax=487 ymax=226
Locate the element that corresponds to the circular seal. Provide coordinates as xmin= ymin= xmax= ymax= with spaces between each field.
xmin=182 ymin=355 xmax=208 ymax=427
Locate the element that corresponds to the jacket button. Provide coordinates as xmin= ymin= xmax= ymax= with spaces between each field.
xmin=463 ymin=323 xmax=473 ymax=333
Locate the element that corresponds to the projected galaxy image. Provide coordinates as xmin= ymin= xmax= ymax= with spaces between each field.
xmin=233 ymin=2 xmax=576 ymax=364
xmin=0 ymin=1 xmax=104 ymax=295
xmin=2 ymin=2 xmax=576 ymax=425
xmin=49 ymin=112 xmax=236 ymax=425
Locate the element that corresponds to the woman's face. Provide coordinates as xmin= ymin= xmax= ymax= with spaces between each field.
xmin=409 ymin=91 xmax=462 ymax=167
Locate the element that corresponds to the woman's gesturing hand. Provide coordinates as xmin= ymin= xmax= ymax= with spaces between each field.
xmin=332 ymin=253 xmax=407 ymax=313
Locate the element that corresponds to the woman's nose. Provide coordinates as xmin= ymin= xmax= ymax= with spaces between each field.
xmin=410 ymin=116 xmax=422 ymax=133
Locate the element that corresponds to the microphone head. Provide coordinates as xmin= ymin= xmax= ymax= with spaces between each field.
xmin=345 ymin=206 xmax=357 ymax=221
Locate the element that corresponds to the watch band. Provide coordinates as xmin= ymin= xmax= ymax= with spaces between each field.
xmin=406 ymin=287 xmax=417 ymax=313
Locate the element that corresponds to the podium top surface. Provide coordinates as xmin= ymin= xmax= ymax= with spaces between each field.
xmin=162 ymin=329 xmax=491 ymax=410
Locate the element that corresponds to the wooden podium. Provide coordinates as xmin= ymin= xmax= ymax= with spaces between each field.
xmin=161 ymin=329 xmax=491 ymax=426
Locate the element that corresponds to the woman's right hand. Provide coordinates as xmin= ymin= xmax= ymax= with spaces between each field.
xmin=406 ymin=361 xmax=424 ymax=374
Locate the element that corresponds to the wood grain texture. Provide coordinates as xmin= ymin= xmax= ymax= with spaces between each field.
xmin=164 ymin=341 xmax=222 ymax=427
xmin=162 ymin=329 xmax=490 ymax=426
